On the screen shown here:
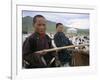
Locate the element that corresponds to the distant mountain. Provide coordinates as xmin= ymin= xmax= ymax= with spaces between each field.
xmin=22 ymin=16 xmax=33 ymax=34
xmin=22 ymin=16 xmax=89 ymax=35
xmin=77 ymin=29 xmax=89 ymax=35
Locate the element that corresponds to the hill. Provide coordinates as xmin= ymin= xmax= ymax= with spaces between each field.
xmin=22 ymin=16 xmax=89 ymax=35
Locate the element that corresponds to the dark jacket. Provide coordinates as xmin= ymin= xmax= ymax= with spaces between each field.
xmin=54 ymin=32 xmax=72 ymax=64
xmin=22 ymin=32 xmax=56 ymax=68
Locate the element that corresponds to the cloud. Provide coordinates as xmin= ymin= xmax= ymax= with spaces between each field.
xmin=66 ymin=18 xmax=89 ymax=29
xmin=22 ymin=11 xmax=89 ymax=29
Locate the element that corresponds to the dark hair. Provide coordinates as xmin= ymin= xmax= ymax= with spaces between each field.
xmin=33 ymin=15 xmax=45 ymax=24
xmin=56 ymin=23 xmax=63 ymax=28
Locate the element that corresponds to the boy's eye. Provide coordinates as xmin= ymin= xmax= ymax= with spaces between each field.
xmin=43 ymin=24 xmax=46 ymax=26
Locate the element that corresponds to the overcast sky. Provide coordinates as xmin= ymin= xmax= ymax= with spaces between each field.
xmin=22 ymin=10 xmax=89 ymax=29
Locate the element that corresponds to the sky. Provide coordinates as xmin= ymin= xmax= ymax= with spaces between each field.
xmin=22 ymin=10 xmax=90 ymax=29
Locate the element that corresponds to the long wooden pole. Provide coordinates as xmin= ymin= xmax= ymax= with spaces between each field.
xmin=37 ymin=44 xmax=89 ymax=53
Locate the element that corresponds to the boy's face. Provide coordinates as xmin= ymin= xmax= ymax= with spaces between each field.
xmin=34 ymin=17 xmax=46 ymax=34
xmin=56 ymin=25 xmax=64 ymax=32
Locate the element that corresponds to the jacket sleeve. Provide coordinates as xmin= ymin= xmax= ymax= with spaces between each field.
xmin=63 ymin=36 xmax=73 ymax=45
xmin=22 ymin=37 xmax=35 ymax=65
xmin=22 ymin=37 xmax=45 ymax=67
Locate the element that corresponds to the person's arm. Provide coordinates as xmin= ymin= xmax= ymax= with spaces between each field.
xmin=22 ymin=37 xmax=46 ymax=67
xmin=61 ymin=33 xmax=73 ymax=45
xmin=22 ymin=38 xmax=33 ymax=63
xmin=65 ymin=37 xmax=73 ymax=45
